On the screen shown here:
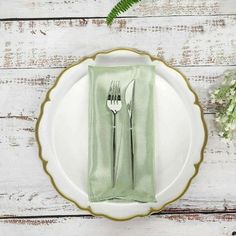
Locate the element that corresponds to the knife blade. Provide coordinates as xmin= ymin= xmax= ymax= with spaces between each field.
xmin=125 ymin=80 xmax=135 ymax=118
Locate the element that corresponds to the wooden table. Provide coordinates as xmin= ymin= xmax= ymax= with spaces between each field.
xmin=0 ymin=1 xmax=236 ymax=235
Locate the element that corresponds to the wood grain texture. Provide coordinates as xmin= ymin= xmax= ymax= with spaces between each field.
xmin=1 ymin=214 xmax=236 ymax=235
xmin=0 ymin=15 xmax=236 ymax=69
xmin=0 ymin=114 xmax=235 ymax=217
xmin=0 ymin=66 xmax=235 ymax=116
xmin=0 ymin=0 xmax=236 ymax=19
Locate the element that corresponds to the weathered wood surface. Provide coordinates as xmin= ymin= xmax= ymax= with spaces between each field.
xmin=0 ymin=66 xmax=235 ymax=116
xmin=0 ymin=15 xmax=236 ymax=69
xmin=0 ymin=114 xmax=235 ymax=217
xmin=1 ymin=214 xmax=236 ymax=236
xmin=0 ymin=0 xmax=236 ymax=233
xmin=0 ymin=0 xmax=236 ymax=19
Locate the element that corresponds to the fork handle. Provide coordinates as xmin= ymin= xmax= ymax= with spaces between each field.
xmin=112 ymin=112 xmax=116 ymax=187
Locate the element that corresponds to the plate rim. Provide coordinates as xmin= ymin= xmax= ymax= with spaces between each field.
xmin=35 ymin=47 xmax=208 ymax=221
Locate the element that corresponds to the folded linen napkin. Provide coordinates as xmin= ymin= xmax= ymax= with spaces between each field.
xmin=88 ymin=65 xmax=156 ymax=202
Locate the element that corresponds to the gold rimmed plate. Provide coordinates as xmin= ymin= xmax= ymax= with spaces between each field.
xmin=36 ymin=48 xmax=207 ymax=221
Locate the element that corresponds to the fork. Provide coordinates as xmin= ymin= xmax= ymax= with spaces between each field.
xmin=107 ymin=81 xmax=122 ymax=187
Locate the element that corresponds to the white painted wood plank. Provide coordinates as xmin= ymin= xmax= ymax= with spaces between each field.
xmin=0 ymin=114 xmax=235 ymax=216
xmin=0 ymin=66 xmax=235 ymax=116
xmin=0 ymin=0 xmax=235 ymax=19
xmin=0 ymin=214 xmax=236 ymax=236
xmin=0 ymin=16 xmax=235 ymax=69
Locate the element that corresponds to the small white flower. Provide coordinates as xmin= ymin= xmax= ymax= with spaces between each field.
xmin=230 ymin=89 xmax=235 ymax=96
xmin=210 ymin=93 xmax=215 ymax=98
xmin=219 ymin=132 xmax=224 ymax=137
xmin=228 ymin=104 xmax=234 ymax=112
xmin=225 ymin=125 xmax=230 ymax=131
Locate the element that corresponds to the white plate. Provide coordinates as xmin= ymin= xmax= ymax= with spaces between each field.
xmin=36 ymin=48 xmax=207 ymax=220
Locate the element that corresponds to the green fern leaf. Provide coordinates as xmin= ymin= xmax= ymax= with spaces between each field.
xmin=106 ymin=0 xmax=141 ymax=25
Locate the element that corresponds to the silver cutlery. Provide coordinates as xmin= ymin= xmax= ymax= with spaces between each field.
xmin=125 ymin=80 xmax=135 ymax=189
xmin=107 ymin=81 xmax=122 ymax=187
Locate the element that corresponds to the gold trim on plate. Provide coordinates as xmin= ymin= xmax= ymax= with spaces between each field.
xmin=35 ymin=48 xmax=208 ymax=221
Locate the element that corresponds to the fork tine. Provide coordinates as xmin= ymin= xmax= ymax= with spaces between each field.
xmin=113 ymin=81 xmax=116 ymax=104
xmin=112 ymin=81 xmax=115 ymax=104
xmin=110 ymin=81 xmax=115 ymax=103
xmin=113 ymin=81 xmax=116 ymax=103
xmin=108 ymin=81 xmax=113 ymax=100
xmin=117 ymin=81 xmax=120 ymax=102
xmin=115 ymin=81 xmax=119 ymax=104
xmin=113 ymin=80 xmax=117 ymax=104
xmin=117 ymin=81 xmax=121 ymax=100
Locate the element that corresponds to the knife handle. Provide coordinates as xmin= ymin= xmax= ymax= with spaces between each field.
xmin=129 ymin=118 xmax=135 ymax=189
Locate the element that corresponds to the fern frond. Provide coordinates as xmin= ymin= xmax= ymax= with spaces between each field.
xmin=106 ymin=0 xmax=141 ymax=25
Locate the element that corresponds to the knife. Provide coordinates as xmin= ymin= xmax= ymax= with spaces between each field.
xmin=125 ymin=80 xmax=135 ymax=189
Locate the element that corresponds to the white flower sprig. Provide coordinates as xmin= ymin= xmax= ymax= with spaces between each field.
xmin=210 ymin=70 xmax=236 ymax=140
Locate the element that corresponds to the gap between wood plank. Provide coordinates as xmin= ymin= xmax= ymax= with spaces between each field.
xmin=0 ymin=65 xmax=236 ymax=71
xmin=1 ymin=210 xmax=236 ymax=220
xmin=1 ymin=13 xmax=235 ymax=22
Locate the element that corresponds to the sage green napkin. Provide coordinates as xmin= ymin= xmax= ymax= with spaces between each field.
xmin=88 ymin=65 xmax=156 ymax=202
